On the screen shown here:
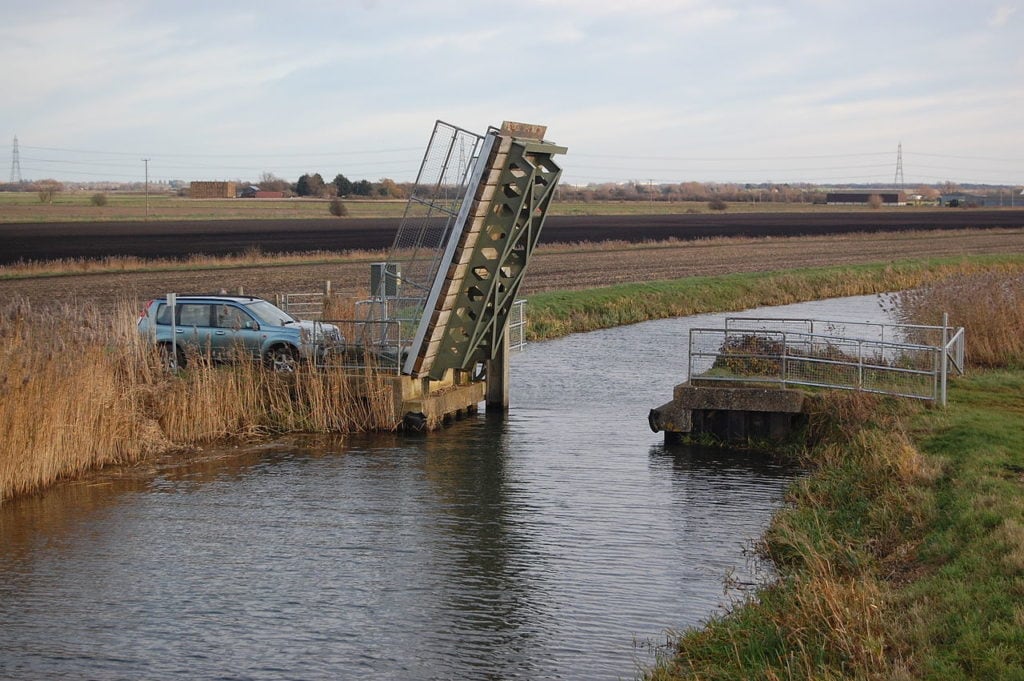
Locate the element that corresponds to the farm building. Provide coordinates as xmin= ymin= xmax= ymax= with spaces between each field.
xmin=940 ymin=192 xmax=987 ymax=207
xmin=189 ymin=181 xmax=236 ymax=199
xmin=981 ymin=191 xmax=1022 ymax=207
xmin=941 ymin=192 xmax=1022 ymax=207
xmin=239 ymin=185 xmax=286 ymax=199
xmin=826 ymin=191 xmax=905 ymax=206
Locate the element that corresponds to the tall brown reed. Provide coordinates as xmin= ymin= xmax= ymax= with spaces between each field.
xmin=0 ymin=300 xmax=165 ymax=501
xmin=893 ymin=270 xmax=1024 ymax=368
xmin=0 ymin=297 xmax=398 ymax=503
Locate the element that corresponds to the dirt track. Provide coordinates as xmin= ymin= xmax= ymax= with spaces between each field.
xmin=3 ymin=227 xmax=1023 ymax=312
xmin=2 ymin=210 xmax=1023 ymax=264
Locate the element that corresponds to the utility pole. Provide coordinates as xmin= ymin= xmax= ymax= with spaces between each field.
xmin=142 ymin=158 xmax=150 ymax=219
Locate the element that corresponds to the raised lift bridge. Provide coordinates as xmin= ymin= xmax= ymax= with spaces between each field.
xmin=355 ymin=120 xmax=566 ymax=429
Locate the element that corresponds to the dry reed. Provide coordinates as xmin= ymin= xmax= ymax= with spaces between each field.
xmin=891 ymin=270 xmax=1024 ymax=368
xmin=0 ymin=248 xmax=389 ymax=280
xmin=0 ymin=297 xmax=398 ymax=503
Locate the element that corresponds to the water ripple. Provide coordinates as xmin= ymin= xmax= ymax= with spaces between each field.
xmin=0 ymin=295 xmax=894 ymax=679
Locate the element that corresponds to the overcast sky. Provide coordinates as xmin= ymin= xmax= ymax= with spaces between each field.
xmin=1 ymin=0 xmax=1021 ymax=186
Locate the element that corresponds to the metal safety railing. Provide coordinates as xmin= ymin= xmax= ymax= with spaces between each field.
xmin=298 ymin=298 xmax=528 ymax=374
xmin=508 ymin=299 xmax=527 ymax=352
xmin=689 ymin=316 xmax=965 ymax=405
xmin=276 ymin=292 xmax=326 ymax=320
xmin=312 ymin=319 xmax=407 ymax=374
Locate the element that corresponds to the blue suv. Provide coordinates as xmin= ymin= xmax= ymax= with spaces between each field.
xmin=138 ymin=295 xmax=343 ymax=371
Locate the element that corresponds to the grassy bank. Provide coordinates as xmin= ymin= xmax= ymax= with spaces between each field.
xmin=647 ymin=271 xmax=1024 ymax=679
xmin=525 ymin=255 xmax=1024 ymax=339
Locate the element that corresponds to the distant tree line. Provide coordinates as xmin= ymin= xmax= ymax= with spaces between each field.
xmin=1 ymin=176 xmax=1018 ymax=206
xmin=553 ymin=181 xmax=971 ymax=204
xmin=257 ymin=172 xmax=407 ymax=199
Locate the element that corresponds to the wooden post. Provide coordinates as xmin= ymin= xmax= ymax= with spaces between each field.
xmin=486 ymin=326 xmax=510 ymax=412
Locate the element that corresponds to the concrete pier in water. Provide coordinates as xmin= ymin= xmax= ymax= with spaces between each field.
xmin=649 ymin=382 xmax=807 ymax=444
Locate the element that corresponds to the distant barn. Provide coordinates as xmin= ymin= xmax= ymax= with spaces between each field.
xmin=240 ymin=185 xmax=285 ymax=199
xmin=826 ymin=191 xmax=905 ymax=206
xmin=189 ymin=181 xmax=237 ymax=199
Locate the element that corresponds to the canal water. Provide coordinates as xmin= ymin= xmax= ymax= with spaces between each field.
xmin=0 ymin=295 xmax=894 ymax=680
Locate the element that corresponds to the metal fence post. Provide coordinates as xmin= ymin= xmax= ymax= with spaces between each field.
xmin=780 ymin=331 xmax=788 ymax=385
xmin=857 ymin=340 xmax=864 ymax=391
xmin=940 ymin=312 xmax=949 ymax=406
xmin=688 ymin=329 xmax=695 ymax=381
xmin=167 ymin=292 xmax=177 ymax=371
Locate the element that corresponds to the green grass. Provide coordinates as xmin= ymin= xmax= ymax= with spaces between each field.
xmin=904 ymin=372 xmax=1024 ymax=679
xmin=647 ymin=366 xmax=1024 ymax=680
xmin=525 ymin=255 xmax=1024 ymax=340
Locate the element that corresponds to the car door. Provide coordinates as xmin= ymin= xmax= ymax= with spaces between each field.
xmin=176 ymin=302 xmax=215 ymax=358
xmin=213 ymin=303 xmax=263 ymax=360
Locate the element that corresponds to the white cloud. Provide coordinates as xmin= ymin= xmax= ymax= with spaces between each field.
xmin=989 ymin=4 xmax=1018 ymax=27
xmin=2 ymin=0 xmax=1021 ymax=184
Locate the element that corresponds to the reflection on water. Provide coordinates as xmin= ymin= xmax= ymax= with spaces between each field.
xmin=0 ymin=295 xmax=891 ymax=680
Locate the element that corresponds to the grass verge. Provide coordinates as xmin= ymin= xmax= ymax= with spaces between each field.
xmin=648 ymin=374 xmax=1024 ymax=680
xmin=646 ymin=270 xmax=1024 ymax=680
xmin=525 ymin=255 xmax=1024 ymax=340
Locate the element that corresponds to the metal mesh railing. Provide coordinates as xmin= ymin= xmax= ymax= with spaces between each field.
xmin=690 ymin=317 xmax=965 ymax=403
xmin=276 ymin=292 xmax=324 ymax=320
xmin=364 ymin=121 xmax=485 ymax=343
xmin=508 ymin=299 xmax=526 ymax=352
xmin=288 ymin=296 xmax=527 ymax=373
xmin=313 ymin=319 xmax=407 ymax=374
xmin=724 ymin=317 xmax=952 ymax=348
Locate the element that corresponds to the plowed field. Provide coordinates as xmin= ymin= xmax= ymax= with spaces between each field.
xmin=2 ymin=210 xmax=1023 ymax=264
xmin=2 ymin=226 xmax=1023 ymax=311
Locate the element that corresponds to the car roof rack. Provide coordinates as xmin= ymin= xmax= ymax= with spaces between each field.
xmin=161 ymin=294 xmax=261 ymax=301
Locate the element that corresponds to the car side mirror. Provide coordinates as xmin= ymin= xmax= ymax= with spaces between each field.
xmin=246 ymin=321 xmax=259 ymax=331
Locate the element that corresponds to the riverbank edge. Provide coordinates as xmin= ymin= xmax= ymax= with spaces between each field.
xmin=6 ymin=254 xmax=1023 ymax=503
xmin=644 ymin=368 xmax=1024 ymax=679
xmin=524 ymin=254 xmax=1024 ymax=340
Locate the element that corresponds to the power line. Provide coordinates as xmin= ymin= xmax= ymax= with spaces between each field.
xmin=19 ymin=144 xmax=421 ymax=159
xmin=572 ymin=151 xmax=894 ymax=162
xmin=906 ymin=151 xmax=1021 ymax=163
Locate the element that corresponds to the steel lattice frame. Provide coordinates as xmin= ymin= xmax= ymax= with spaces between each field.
xmin=405 ymin=124 xmax=565 ymax=378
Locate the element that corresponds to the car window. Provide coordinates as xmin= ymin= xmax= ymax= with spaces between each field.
xmin=179 ymin=303 xmax=212 ymax=327
xmin=216 ymin=305 xmax=252 ymax=329
xmin=155 ymin=303 xmax=172 ymax=325
xmin=245 ymin=300 xmax=297 ymax=327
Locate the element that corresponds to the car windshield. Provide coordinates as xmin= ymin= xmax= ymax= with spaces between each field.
xmin=245 ymin=300 xmax=298 ymax=326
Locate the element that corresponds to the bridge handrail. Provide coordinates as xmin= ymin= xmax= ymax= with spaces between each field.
xmin=724 ymin=316 xmax=954 ymax=346
xmin=689 ymin=319 xmax=965 ymax=404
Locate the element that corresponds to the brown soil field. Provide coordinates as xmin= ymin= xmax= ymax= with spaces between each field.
xmin=2 ymin=228 xmax=1022 ymax=312
xmin=1 ymin=210 xmax=1023 ymax=264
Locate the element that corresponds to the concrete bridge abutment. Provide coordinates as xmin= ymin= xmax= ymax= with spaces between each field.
xmin=649 ymin=382 xmax=807 ymax=444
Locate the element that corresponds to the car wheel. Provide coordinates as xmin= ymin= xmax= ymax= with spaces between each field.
xmin=266 ymin=345 xmax=298 ymax=373
xmin=159 ymin=343 xmax=186 ymax=371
